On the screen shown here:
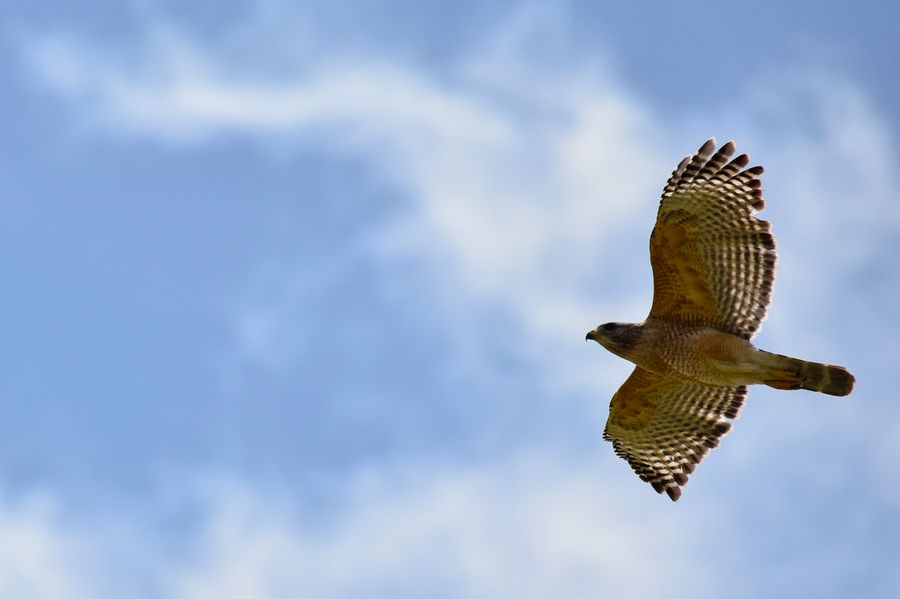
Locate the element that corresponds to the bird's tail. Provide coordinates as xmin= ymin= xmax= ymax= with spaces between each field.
xmin=758 ymin=351 xmax=855 ymax=396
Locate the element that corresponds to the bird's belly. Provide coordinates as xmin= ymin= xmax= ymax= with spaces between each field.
xmin=652 ymin=327 xmax=762 ymax=386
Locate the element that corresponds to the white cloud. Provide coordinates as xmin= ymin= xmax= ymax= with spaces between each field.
xmin=165 ymin=456 xmax=729 ymax=599
xmin=13 ymin=11 xmax=900 ymax=595
xmin=24 ymin=17 xmax=896 ymax=335
xmin=0 ymin=457 xmax=737 ymax=599
xmin=21 ymin=11 xmax=898 ymax=465
xmin=0 ymin=493 xmax=94 ymax=599
xmin=19 ymin=11 xmax=897 ymax=325
xmin=19 ymin=24 xmax=665 ymax=398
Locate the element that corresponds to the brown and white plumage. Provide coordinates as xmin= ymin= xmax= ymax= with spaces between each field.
xmin=602 ymin=367 xmax=744 ymax=501
xmin=651 ymin=138 xmax=775 ymax=340
xmin=587 ymin=138 xmax=855 ymax=501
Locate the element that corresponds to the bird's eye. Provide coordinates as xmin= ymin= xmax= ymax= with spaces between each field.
xmin=601 ymin=323 xmax=615 ymax=332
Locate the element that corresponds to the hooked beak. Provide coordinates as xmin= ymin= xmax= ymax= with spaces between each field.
xmin=585 ymin=329 xmax=596 ymax=341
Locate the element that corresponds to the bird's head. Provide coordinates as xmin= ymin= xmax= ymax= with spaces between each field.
xmin=585 ymin=322 xmax=641 ymax=355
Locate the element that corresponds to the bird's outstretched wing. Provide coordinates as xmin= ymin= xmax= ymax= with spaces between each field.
xmin=603 ymin=366 xmax=746 ymax=501
xmin=648 ymin=138 xmax=776 ymax=340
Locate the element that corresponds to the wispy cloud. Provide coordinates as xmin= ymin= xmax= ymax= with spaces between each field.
xmin=169 ymin=458 xmax=729 ymax=599
xmin=19 ymin=22 xmax=671 ymax=398
xmin=0 ymin=493 xmax=94 ymax=598
xmin=21 ymin=9 xmax=898 ymax=460
xmin=0 ymin=457 xmax=732 ymax=599
xmin=12 ymin=8 xmax=900 ymax=597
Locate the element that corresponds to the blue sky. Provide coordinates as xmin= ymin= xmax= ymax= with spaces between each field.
xmin=2 ymin=1 xmax=899 ymax=597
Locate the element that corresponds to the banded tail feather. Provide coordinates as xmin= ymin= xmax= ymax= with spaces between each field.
xmin=759 ymin=351 xmax=855 ymax=396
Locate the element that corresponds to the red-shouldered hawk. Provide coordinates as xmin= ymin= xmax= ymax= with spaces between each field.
xmin=586 ymin=138 xmax=855 ymax=501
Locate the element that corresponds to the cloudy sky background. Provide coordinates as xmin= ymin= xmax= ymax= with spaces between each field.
xmin=2 ymin=1 xmax=899 ymax=597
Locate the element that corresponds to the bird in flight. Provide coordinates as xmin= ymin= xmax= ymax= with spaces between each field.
xmin=586 ymin=138 xmax=854 ymax=501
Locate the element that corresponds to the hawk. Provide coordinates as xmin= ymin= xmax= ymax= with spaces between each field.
xmin=586 ymin=138 xmax=855 ymax=501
